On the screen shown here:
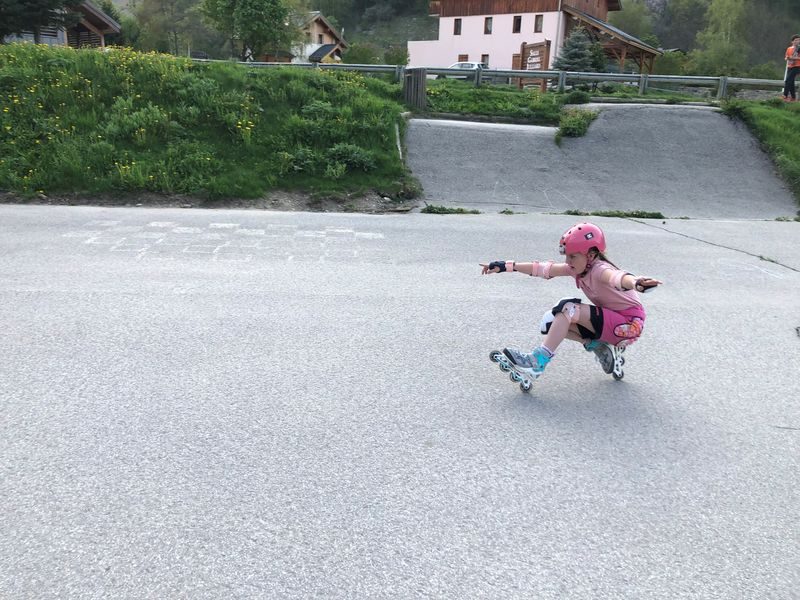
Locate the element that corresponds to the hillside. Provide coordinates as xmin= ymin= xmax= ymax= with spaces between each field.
xmin=0 ymin=43 xmax=416 ymax=206
xmin=104 ymin=0 xmax=800 ymax=74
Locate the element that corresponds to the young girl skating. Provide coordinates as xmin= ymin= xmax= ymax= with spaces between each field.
xmin=481 ymin=222 xmax=662 ymax=384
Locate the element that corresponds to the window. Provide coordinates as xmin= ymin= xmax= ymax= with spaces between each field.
xmin=458 ymin=54 xmax=469 ymax=62
xmin=512 ymin=15 xmax=521 ymax=34
xmin=534 ymin=14 xmax=543 ymax=33
xmin=484 ymin=17 xmax=492 ymax=35
xmin=454 ymin=18 xmax=461 ymax=36
xmin=481 ymin=54 xmax=490 ymax=67
xmin=318 ymin=34 xmax=324 ymax=43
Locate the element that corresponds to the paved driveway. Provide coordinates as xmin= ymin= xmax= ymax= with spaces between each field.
xmin=406 ymin=105 xmax=799 ymax=219
xmin=1 ymin=205 xmax=798 ymax=598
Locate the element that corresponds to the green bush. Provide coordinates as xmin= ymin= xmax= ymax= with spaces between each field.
xmin=557 ymin=108 xmax=598 ymax=141
xmin=326 ymin=143 xmax=376 ymax=172
xmin=562 ymin=89 xmax=592 ymax=105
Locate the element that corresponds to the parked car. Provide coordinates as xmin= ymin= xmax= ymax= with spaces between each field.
xmin=448 ymin=61 xmax=488 ymax=71
xmin=437 ymin=61 xmax=489 ymax=80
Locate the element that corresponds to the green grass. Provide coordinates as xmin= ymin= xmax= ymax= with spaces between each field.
xmin=590 ymin=82 xmax=709 ymax=103
xmin=722 ymin=99 xmax=800 ymax=205
xmin=555 ymin=108 xmax=598 ymax=143
xmin=420 ymin=204 xmax=480 ymax=214
xmin=0 ymin=43 xmax=416 ymax=201
xmin=424 ymin=80 xmax=563 ymax=124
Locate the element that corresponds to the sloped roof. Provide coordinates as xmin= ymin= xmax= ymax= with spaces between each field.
xmin=77 ymin=1 xmax=121 ymax=34
xmin=563 ymin=4 xmax=661 ymax=56
xmin=305 ymin=11 xmax=347 ymax=47
xmin=309 ymin=44 xmax=338 ymax=62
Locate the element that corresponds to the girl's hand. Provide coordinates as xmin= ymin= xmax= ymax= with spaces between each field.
xmin=635 ymin=277 xmax=662 ymax=293
xmin=480 ymin=261 xmax=506 ymax=274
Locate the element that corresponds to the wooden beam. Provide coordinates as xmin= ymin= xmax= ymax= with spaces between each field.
xmin=79 ymin=18 xmax=105 ymax=47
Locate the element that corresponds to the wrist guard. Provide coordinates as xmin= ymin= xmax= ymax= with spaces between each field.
xmin=488 ymin=260 xmax=508 ymax=273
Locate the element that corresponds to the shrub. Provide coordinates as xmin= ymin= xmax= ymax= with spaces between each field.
xmin=557 ymin=108 xmax=598 ymax=140
xmin=326 ymin=143 xmax=376 ymax=172
xmin=562 ymin=89 xmax=592 ymax=105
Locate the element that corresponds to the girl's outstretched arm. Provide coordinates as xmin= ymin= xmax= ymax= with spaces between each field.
xmin=480 ymin=261 xmax=571 ymax=278
xmin=599 ymin=268 xmax=663 ymax=292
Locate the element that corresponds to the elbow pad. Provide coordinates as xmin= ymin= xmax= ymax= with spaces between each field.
xmin=532 ymin=260 xmax=554 ymax=279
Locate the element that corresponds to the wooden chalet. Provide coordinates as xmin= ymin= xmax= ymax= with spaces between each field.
xmin=3 ymin=1 xmax=120 ymax=49
xmin=261 ymin=12 xmax=347 ymax=63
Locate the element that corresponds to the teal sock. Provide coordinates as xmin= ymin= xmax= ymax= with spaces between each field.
xmin=539 ymin=345 xmax=555 ymax=358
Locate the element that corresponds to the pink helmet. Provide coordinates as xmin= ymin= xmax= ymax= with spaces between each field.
xmin=559 ymin=222 xmax=606 ymax=256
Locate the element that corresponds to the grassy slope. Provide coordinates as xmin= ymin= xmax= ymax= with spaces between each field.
xmin=0 ymin=43 xmax=413 ymax=201
xmin=723 ymin=100 xmax=800 ymax=208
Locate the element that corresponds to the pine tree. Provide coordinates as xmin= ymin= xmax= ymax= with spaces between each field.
xmin=553 ymin=27 xmax=597 ymax=72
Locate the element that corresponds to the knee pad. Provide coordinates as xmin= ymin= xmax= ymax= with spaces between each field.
xmin=552 ymin=297 xmax=582 ymax=324
xmin=540 ymin=310 xmax=554 ymax=334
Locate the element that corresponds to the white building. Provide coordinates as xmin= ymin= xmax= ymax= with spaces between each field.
xmin=408 ymin=0 xmax=660 ymax=72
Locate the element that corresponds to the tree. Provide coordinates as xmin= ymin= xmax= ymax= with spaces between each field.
xmin=202 ymin=0 xmax=301 ymax=61
xmin=690 ymin=0 xmax=748 ymax=75
xmin=656 ymin=0 xmax=709 ymax=51
xmin=341 ymin=42 xmax=380 ymax=64
xmin=553 ymin=27 xmax=597 ymax=72
xmin=133 ymin=0 xmax=197 ymax=55
xmin=96 ymin=0 xmax=126 ymax=46
xmin=608 ymin=0 xmax=657 ymax=44
xmin=0 ymin=0 xmax=79 ymax=43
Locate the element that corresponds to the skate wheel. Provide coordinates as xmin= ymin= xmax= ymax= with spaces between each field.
xmin=519 ymin=380 xmax=532 ymax=393
xmin=499 ymin=362 xmax=511 ymax=372
xmin=613 ymin=371 xmax=624 ymax=381
xmin=489 ymin=350 xmax=503 ymax=363
xmin=510 ymin=371 xmax=522 ymax=383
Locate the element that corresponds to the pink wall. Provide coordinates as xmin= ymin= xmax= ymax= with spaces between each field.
xmin=408 ymin=11 xmax=563 ymax=69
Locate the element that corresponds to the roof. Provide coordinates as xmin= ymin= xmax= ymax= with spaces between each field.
xmin=429 ymin=1 xmax=621 ymax=17
xmin=78 ymin=1 xmax=121 ymax=34
xmin=308 ymin=44 xmax=339 ymax=62
xmin=563 ymin=4 xmax=661 ymax=56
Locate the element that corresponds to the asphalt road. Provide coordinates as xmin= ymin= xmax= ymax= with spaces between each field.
xmin=1 ymin=204 xmax=798 ymax=598
xmin=407 ymin=105 xmax=799 ymax=220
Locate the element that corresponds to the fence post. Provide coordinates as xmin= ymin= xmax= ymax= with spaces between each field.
xmin=558 ymin=71 xmax=566 ymax=93
xmin=717 ymin=76 xmax=728 ymax=100
xmin=394 ymin=65 xmax=404 ymax=83
xmin=474 ymin=67 xmax=483 ymax=87
xmin=403 ymin=68 xmax=427 ymax=111
xmin=638 ymin=73 xmax=649 ymax=95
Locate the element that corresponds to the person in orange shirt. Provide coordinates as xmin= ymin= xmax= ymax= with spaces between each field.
xmin=783 ymin=35 xmax=800 ymax=102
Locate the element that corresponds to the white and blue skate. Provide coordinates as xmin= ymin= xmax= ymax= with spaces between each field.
xmin=489 ymin=349 xmax=540 ymax=393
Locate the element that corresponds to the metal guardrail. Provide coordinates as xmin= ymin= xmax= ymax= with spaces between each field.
xmin=192 ymin=59 xmax=785 ymax=100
